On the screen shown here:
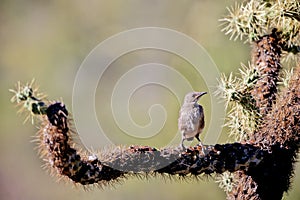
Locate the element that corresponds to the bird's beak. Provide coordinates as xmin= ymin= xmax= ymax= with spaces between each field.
xmin=196 ymin=92 xmax=207 ymax=98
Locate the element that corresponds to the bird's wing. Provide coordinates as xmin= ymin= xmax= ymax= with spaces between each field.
xmin=197 ymin=105 xmax=205 ymax=133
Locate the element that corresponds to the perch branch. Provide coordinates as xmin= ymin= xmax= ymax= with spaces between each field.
xmin=10 ymin=78 xmax=299 ymax=194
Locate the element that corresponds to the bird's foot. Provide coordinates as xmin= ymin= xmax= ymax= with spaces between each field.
xmin=198 ymin=142 xmax=205 ymax=155
xmin=180 ymin=144 xmax=187 ymax=151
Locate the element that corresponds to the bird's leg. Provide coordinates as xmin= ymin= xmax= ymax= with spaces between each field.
xmin=195 ymin=134 xmax=205 ymax=154
xmin=180 ymin=138 xmax=186 ymax=150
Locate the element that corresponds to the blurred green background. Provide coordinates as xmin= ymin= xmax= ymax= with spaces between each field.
xmin=1 ymin=1 xmax=300 ymax=200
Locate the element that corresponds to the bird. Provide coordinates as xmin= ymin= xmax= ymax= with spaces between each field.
xmin=178 ymin=91 xmax=207 ymax=150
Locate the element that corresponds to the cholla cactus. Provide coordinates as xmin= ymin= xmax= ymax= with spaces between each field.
xmin=218 ymin=0 xmax=300 ymax=143
xmin=10 ymin=81 xmax=269 ymax=189
xmin=216 ymin=172 xmax=235 ymax=194
xmin=278 ymin=67 xmax=294 ymax=87
xmin=218 ymin=0 xmax=300 ymax=199
xmin=216 ymin=63 xmax=260 ymax=141
xmin=9 ymin=80 xmax=47 ymax=123
xmin=220 ymin=0 xmax=300 ymax=64
xmin=220 ymin=0 xmax=300 ymax=47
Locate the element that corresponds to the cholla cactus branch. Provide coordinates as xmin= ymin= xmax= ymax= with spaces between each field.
xmin=9 ymin=80 xmax=47 ymax=123
xmin=255 ymin=65 xmax=300 ymax=148
xmin=10 ymin=69 xmax=299 ymax=199
xmin=220 ymin=0 xmax=300 ymax=198
xmin=216 ymin=63 xmax=261 ymax=141
xmin=250 ymin=29 xmax=282 ymax=116
xmin=220 ymin=0 xmax=300 ymax=46
xmin=226 ymin=53 xmax=300 ymax=200
xmin=11 ymin=82 xmax=282 ymax=187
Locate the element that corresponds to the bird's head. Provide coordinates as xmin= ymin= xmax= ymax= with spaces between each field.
xmin=184 ymin=91 xmax=207 ymax=103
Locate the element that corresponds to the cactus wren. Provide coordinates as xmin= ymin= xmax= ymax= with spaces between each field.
xmin=178 ymin=91 xmax=207 ymax=149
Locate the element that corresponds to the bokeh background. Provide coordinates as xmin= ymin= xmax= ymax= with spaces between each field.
xmin=1 ymin=1 xmax=300 ymax=200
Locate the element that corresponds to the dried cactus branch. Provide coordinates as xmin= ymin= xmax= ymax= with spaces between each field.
xmin=11 ymin=79 xmax=300 ymax=199
xmin=250 ymin=29 xmax=282 ymax=116
xmin=225 ymin=29 xmax=300 ymax=200
xmin=226 ymin=53 xmax=300 ymax=200
xmin=40 ymin=101 xmax=270 ymax=184
xmin=10 ymin=82 xmax=280 ymax=187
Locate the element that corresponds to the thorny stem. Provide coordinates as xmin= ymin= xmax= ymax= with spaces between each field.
xmin=10 ymin=68 xmax=300 ymax=197
xmin=226 ymin=30 xmax=300 ymax=200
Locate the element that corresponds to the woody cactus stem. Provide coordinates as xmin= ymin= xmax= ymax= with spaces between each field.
xmin=42 ymin=103 xmax=125 ymax=185
xmin=258 ymin=66 xmax=300 ymax=148
xmin=227 ymin=31 xmax=300 ymax=199
xmin=41 ymin=99 xmax=299 ymax=193
xmin=227 ymin=30 xmax=283 ymax=199
xmin=11 ymin=66 xmax=300 ymax=197
xmin=250 ymin=29 xmax=281 ymax=116
xmin=36 ymin=101 xmax=271 ymax=185
xmin=246 ymin=65 xmax=300 ymax=199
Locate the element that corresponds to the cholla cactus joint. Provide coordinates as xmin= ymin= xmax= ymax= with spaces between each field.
xmin=10 ymin=80 xmax=47 ymax=123
xmin=220 ymin=0 xmax=300 ymax=46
